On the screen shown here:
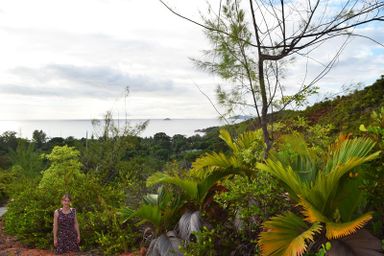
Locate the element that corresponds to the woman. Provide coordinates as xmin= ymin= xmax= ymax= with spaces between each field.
xmin=53 ymin=194 xmax=80 ymax=254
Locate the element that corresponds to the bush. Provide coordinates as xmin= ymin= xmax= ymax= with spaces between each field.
xmin=4 ymin=145 xmax=140 ymax=254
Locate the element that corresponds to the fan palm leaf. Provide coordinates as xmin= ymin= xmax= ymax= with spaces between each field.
xmin=298 ymin=197 xmax=373 ymax=239
xmin=258 ymin=212 xmax=322 ymax=256
xmin=256 ymin=159 xmax=305 ymax=201
xmin=325 ymin=212 xmax=373 ymax=239
xmin=258 ymin=136 xmax=380 ymax=256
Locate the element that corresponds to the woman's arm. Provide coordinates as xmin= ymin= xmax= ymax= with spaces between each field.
xmin=53 ymin=210 xmax=58 ymax=247
xmin=74 ymin=209 xmax=80 ymax=244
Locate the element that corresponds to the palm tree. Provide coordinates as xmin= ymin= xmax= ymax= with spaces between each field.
xmin=191 ymin=128 xmax=264 ymax=179
xmin=121 ymin=186 xmax=184 ymax=256
xmin=257 ymin=135 xmax=382 ymax=256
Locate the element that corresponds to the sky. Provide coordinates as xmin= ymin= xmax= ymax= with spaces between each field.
xmin=0 ymin=0 xmax=383 ymax=120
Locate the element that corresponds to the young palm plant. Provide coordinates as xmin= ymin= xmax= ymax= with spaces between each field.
xmin=257 ymin=134 xmax=383 ymax=256
xmin=121 ymin=186 xmax=184 ymax=256
xmin=191 ymin=128 xmax=264 ymax=179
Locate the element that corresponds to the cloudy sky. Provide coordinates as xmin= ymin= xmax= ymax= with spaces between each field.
xmin=0 ymin=0 xmax=383 ymax=120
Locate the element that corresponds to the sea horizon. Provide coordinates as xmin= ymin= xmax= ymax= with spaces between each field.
xmin=0 ymin=118 xmax=230 ymax=139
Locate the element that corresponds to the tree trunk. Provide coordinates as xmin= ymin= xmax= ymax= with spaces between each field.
xmin=258 ymin=58 xmax=272 ymax=158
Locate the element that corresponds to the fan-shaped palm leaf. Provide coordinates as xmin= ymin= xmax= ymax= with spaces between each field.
xmin=271 ymin=134 xmax=318 ymax=182
xmin=256 ymin=159 xmax=305 ymax=201
xmin=325 ymin=212 xmax=373 ymax=239
xmin=324 ymin=137 xmax=378 ymax=174
xmin=298 ymin=197 xmax=373 ymax=239
xmin=258 ymin=212 xmax=322 ymax=256
xmin=258 ymin=136 xmax=380 ymax=256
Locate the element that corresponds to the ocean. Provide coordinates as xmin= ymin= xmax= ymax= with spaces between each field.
xmin=0 ymin=119 xmax=228 ymax=139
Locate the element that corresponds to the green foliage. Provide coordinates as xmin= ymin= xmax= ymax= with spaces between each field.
xmin=192 ymin=0 xmax=258 ymax=117
xmin=192 ymin=128 xmax=264 ymax=179
xmin=304 ymin=242 xmax=331 ymax=256
xmin=32 ymin=130 xmax=47 ymax=149
xmin=0 ymin=168 xmax=16 ymax=204
xmin=83 ymin=111 xmax=147 ymax=183
xmin=0 ymin=131 xmax=18 ymax=169
xmin=303 ymin=76 xmax=384 ymax=134
xmin=360 ymin=106 xmax=384 ymax=238
xmin=215 ymin=173 xmax=289 ymax=228
xmin=8 ymin=140 xmax=44 ymax=177
xmin=180 ymin=227 xmax=216 ymax=256
xmin=257 ymin=135 xmax=381 ymax=255
xmin=39 ymin=145 xmax=85 ymax=192
xmin=4 ymin=145 xmax=138 ymax=253
xmin=122 ymin=186 xmax=183 ymax=235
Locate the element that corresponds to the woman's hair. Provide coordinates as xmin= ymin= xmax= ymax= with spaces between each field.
xmin=61 ymin=193 xmax=72 ymax=201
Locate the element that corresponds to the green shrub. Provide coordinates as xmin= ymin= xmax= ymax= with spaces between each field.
xmin=0 ymin=168 xmax=16 ymax=204
xmin=4 ymin=145 xmax=140 ymax=254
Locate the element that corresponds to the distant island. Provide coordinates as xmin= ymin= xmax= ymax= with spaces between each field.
xmin=164 ymin=118 xmax=171 ymax=120
xmin=229 ymin=115 xmax=252 ymax=120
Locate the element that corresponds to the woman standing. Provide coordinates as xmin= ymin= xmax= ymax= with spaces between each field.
xmin=53 ymin=194 xmax=80 ymax=254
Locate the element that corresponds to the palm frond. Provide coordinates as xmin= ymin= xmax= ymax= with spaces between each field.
xmin=126 ymin=204 xmax=161 ymax=228
xmin=236 ymin=129 xmax=263 ymax=150
xmin=191 ymin=152 xmax=237 ymax=177
xmin=147 ymin=172 xmax=198 ymax=200
xmin=196 ymin=169 xmax=235 ymax=204
xmin=256 ymin=160 xmax=305 ymax=201
xmin=219 ymin=129 xmax=237 ymax=152
xmin=325 ymin=212 xmax=373 ymax=239
xmin=258 ymin=212 xmax=322 ymax=256
xmin=298 ymin=197 xmax=329 ymax=224
xmin=310 ymin=150 xmax=380 ymax=211
xmin=143 ymin=193 xmax=159 ymax=206
xmin=325 ymin=137 xmax=379 ymax=174
xmin=299 ymin=197 xmax=373 ymax=240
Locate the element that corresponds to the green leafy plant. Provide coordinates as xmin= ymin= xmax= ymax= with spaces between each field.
xmin=4 ymin=145 xmax=135 ymax=253
xmin=257 ymin=135 xmax=382 ymax=256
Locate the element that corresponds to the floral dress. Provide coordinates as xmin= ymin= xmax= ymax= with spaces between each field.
xmin=56 ymin=208 xmax=79 ymax=254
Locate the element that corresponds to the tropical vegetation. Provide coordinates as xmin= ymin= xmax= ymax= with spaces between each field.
xmin=0 ymin=76 xmax=383 ymax=255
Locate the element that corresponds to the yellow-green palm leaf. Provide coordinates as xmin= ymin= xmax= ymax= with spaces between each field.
xmin=298 ymin=197 xmax=329 ymax=224
xmin=192 ymin=129 xmax=262 ymax=179
xmin=259 ymin=212 xmax=322 ymax=256
xmin=147 ymin=172 xmax=198 ymax=201
xmin=325 ymin=212 xmax=373 ymax=239
xmin=298 ymin=197 xmax=373 ymax=240
xmin=256 ymin=160 xmax=305 ymax=201
xmin=191 ymin=151 xmax=238 ymax=178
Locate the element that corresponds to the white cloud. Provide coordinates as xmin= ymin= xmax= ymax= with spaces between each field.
xmin=0 ymin=0 xmax=382 ymax=120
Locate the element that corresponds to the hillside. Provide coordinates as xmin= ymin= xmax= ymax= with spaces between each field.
xmin=219 ymin=75 xmax=384 ymax=135
xmin=302 ymin=75 xmax=384 ymax=133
